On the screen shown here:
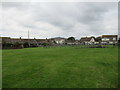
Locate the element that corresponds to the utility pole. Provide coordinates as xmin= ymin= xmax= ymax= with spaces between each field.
xmin=28 ymin=27 xmax=30 ymax=47
xmin=28 ymin=30 xmax=29 ymax=39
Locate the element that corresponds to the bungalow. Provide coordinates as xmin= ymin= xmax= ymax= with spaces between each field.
xmin=65 ymin=40 xmax=80 ymax=45
xmin=50 ymin=37 xmax=66 ymax=45
xmin=2 ymin=37 xmax=11 ymax=44
xmin=95 ymin=36 xmax=102 ymax=45
xmin=80 ymin=36 xmax=96 ymax=45
xmin=35 ymin=39 xmax=49 ymax=46
xmin=101 ymin=35 xmax=118 ymax=45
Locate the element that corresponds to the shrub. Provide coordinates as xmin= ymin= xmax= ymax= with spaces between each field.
xmin=2 ymin=43 xmax=13 ymax=49
xmin=42 ymin=43 xmax=49 ymax=46
xmin=23 ymin=42 xmax=29 ymax=48
xmin=14 ymin=42 xmax=21 ymax=47
xmin=67 ymin=37 xmax=75 ymax=41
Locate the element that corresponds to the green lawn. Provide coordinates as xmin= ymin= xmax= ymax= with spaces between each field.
xmin=2 ymin=46 xmax=118 ymax=88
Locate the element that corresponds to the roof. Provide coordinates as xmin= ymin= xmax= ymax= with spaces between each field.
xmin=1 ymin=37 xmax=11 ymax=39
xmin=102 ymin=35 xmax=118 ymax=41
xmin=50 ymin=37 xmax=66 ymax=40
xmin=95 ymin=37 xmax=102 ymax=42
xmin=65 ymin=40 xmax=76 ymax=43
xmin=102 ymin=35 xmax=118 ymax=38
xmin=80 ymin=36 xmax=95 ymax=42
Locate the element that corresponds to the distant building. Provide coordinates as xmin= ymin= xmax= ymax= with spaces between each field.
xmin=95 ymin=36 xmax=102 ymax=45
xmin=2 ymin=37 xmax=11 ymax=44
xmin=101 ymin=35 xmax=118 ymax=45
xmin=35 ymin=39 xmax=49 ymax=46
xmin=50 ymin=37 xmax=66 ymax=45
xmin=80 ymin=36 xmax=96 ymax=45
xmin=1 ymin=34 xmax=119 ymax=49
xmin=1 ymin=37 xmax=50 ymax=48
xmin=65 ymin=40 xmax=80 ymax=45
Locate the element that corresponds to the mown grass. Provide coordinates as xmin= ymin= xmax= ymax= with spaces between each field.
xmin=2 ymin=46 xmax=118 ymax=88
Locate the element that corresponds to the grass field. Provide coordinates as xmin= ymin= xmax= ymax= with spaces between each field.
xmin=2 ymin=46 xmax=118 ymax=88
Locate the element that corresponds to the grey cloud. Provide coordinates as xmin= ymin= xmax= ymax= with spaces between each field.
xmin=1 ymin=2 xmax=118 ymax=39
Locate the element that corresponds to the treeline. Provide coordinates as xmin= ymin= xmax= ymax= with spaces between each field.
xmin=3 ymin=42 xmax=24 ymax=49
xmin=2 ymin=42 xmax=50 ymax=49
xmin=2 ymin=38 xmax=120 ymax=49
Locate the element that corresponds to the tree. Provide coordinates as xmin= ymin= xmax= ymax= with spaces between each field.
xmin=67 ymin=37 xmax=75 ymax=41
xmin=23 ymin=42 xmax=29 ymax=48
xmin=42 ymin=43 xmax=49 ymax=46
xmin=2 ymin=43 xmax=13 ymax=49
xmin=13 ymin=42 xmax=23 ymax=48
xmin=14 ymin=42 xmax=21 ymax=47
xmin=118 ymin=38 xmax=120 ymax=47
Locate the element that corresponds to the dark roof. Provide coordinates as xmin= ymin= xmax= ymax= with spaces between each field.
xmin=50 ymin=37 xmax=66 ymax=39
xmin=35 ymin=39 xmax=48 ymax=43
xmin=80 ymin=37 xmax=95 ymax=42
xmin=95 ymin=37 xmax=102 ymax=42
xmin=102 ymin=35 xmax=118 ymax=38
xmin=1 ymin=37 xmax=11 ymax=39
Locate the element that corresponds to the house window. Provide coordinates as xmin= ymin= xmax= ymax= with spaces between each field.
xmin=102 ymin=38 xmax=109 ymax=41
xmin=113 ymin=38 xmax=116 ymax=40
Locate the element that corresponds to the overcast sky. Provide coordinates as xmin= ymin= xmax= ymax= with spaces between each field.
xmin=1 ymin=2 xmax=118 ymax=39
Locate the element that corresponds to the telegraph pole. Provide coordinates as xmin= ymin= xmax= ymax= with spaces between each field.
xmin=28 ymin=26 xmax=30 ymax=47
xmin=28 ymin=30 xmax=29 ymax=39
